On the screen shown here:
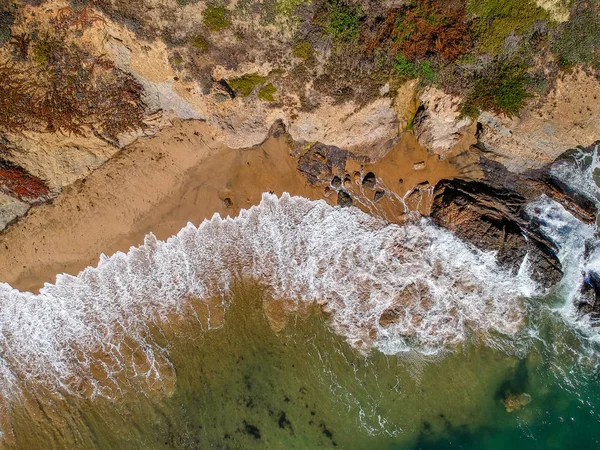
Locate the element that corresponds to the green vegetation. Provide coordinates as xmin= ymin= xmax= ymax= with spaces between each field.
xmin=276 ymin=0 xmax=308 ymax=17
xmin=393 ymin=54 xmax=436 ymax=83
xmin=228 ymin=73 xmax=267 ymax=96
xmin=324 ymin=1 xmax=362 ymax=43
xmin=461 ymin=61 xmax=530 ymax=118
xmin=551 ymin=2 xmax=600 ymax=69
xmin=170 ymin=54 xmax=184 ymax=67
xmin=467 ymin=0 xmax=551 ymax=54
xmin=32 ymin=36 xmax=60 ymax=65
xmin=203 ymin=5 xmax=231 ymax=32
xmin=189 ymin=34 xmax=209 ymax=51
xmin=258 ymin=83 xmax=277 ymax=101
xmin=292 ymin=40 xmax=313 ymax=59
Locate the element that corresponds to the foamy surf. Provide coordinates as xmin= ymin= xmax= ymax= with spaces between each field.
xmin=0 ymin=193 xmax=537 ymax=406
xmin=528 ymin=145 xmax=600 ymax=334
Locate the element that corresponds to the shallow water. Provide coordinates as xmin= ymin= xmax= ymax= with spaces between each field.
xmin=6 ymin=280 xmax=600 ymax=449
xmin=1 ymin=147 xmax=600 ymax=448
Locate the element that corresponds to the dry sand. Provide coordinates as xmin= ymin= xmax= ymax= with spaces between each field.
xmin=0 ymin=120 xmax=477 ymax=293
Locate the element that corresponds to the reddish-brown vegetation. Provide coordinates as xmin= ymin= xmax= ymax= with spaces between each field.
xmin=0 ymin=161 xmax=50 ymax=201
xmin=0 ymin=39 xmax=145 ymax=137
xmin=55 ymin=5 xmax=106 ymax=32
xmin=364 ymin=0 xmax=472 ymax=62
xmin=392 ymin=0 xmax=472 ymax=61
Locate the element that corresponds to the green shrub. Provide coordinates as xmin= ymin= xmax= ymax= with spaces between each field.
xmin=228 ymin=73 xmax=267 ymax=96
xmin=467 ymin=0 xmax=550 ymax=54
xmin=189 ymin=34 xmax=209 ymax=51
xmin=551 ymin=2 xmax=600 ymax=69
xmin=171 ymin=55 xmax=184 ymax=67
xmin=203 ymin=5 xmax=231 ymax=32
xmin=292 ymin=40 xmax=313 ymax=59
xmin=32 ymin=36 xmax=60 ymax=65
xmin=392 ymin=54 xmax=437 ymax=83
xmin=258 ymin=83 xmax=277 ymax=101
xmin=462 ymin=61 xmax=530 ymax=117
xmin=324 ymin=1 xmax=362 ymax=43
xmin=277 ymin=0 xmax=307 ymax=17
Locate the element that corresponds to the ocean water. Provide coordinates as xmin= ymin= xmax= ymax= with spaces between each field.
xmin=0 ymin=146 xmax=599 ymax=448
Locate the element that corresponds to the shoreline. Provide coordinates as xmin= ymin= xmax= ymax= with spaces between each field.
xmin=0 ymin=120 xmax=472 ymax=293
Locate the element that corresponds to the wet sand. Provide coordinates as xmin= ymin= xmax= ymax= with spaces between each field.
xmin=0 ymin=120 xmax=477 ymax=293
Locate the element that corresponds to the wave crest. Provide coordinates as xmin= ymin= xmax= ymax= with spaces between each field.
xmin=0 ymin=193 xmax=536 ymax=403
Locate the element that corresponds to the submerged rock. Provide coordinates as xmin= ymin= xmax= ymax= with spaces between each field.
xmin=502 ymin=392 xmax=532 ymax=412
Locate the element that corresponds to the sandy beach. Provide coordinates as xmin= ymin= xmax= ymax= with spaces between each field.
xmin=0 ymin=120 xmax=475 ymax=293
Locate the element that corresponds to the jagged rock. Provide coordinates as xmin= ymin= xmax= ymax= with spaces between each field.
xmin=543 ymin=141 xmax=599 ymax=223
xmin=502 ymin=392 xmax=532 ymax=412
xmin=297 ymin=143 xmax=351 ymax=185
xmin=431 ymin=176 xmax=563 ymax=289
xmin=413 ymin=87 xmax=473 ymax=157
xmin=579 ymin=271 xmax=600 ymax=324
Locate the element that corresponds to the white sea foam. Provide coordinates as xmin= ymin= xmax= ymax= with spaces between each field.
xmin=526 ymin=144 xmax=600 ymax=341
xmin=549 ymin=144 xmax=600 ymax=209
xmin=0 ymin=193 xmax=537 ymax=402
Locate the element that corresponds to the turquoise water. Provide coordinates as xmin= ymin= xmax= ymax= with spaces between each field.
xmin=2 ymin=146 xmax=599 ymax=449
xmin=6 ymin=281 xmax=600 ymax=449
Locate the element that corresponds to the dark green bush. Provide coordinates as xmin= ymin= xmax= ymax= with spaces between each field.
xmin=461 ymin=61 xmax=530 ymax=117
xmin=228 ymin=73 xmax=267 ymax=96
xmin=292 ymin=40 xmax=313 ymax=59
xmin=392 ymin=54 xmax=437 ymax=83
xmin=324 ymin=1 xmax=362 ymax=43
xmin=189 ymin=34 xmax=209 ymax=51
xmin=203 ymin=5 xmax=231 ymax=32
xmin=258 ymin=83 xmax=277 ymax=101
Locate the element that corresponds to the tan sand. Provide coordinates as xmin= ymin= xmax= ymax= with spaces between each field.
xmin=0 ymin=120 xmax=476 ymax=293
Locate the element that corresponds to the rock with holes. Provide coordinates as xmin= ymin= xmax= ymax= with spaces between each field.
xmin=297 ymin=143 xmax=350 ymax=185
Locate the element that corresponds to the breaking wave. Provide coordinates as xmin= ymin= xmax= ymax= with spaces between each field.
xmin=0 ymin=193 xmax=537 ymax=403
xmin=527 ymin=145 xmax=600 ymax=336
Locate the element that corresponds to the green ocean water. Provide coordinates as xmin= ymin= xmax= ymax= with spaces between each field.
xmin=7 ymin=281 xmax=600 ymax=450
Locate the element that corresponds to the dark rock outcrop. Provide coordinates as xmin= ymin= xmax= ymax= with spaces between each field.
xmin=431 ymin=156 xmax=564 ymax=288
xmin=337 ymin=190 xmax=353 ymax=207
xmin=579 ymin=267 xmax=600 ymax=325
xmin=297 ymin=143 xmax=351 ymax=185
xmin=543 ymin=141 xmax=599 ymax=224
